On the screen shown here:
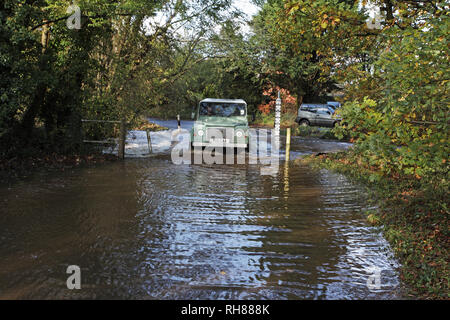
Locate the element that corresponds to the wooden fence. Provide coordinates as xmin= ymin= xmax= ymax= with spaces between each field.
xmin=81 ymin=119 xmax=126 ymax=159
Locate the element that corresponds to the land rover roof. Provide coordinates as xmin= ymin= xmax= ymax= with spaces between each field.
xmin=200 ymin=98 xmax=247 ymax=104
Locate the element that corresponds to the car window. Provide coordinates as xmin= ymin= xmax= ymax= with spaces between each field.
xmin=301 ymin=106 xmax=317 ymax=113
xmin=199 ymin=102 xmax=246 ymax=117
xmin=317 ymin=109 xmax=331 ymax=115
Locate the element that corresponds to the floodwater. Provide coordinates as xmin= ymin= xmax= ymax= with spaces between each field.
xmin=0 ymin=127 xmax=405 ymax=299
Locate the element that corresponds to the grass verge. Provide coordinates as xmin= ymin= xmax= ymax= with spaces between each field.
xmin=251 ymin=112 xmax=297 ymax=129
xmin=133 ymin=117 xmax=168 ymax=131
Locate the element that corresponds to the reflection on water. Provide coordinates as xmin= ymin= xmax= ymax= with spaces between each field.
xmin=0 ymin=144 xmax=404 ymax=299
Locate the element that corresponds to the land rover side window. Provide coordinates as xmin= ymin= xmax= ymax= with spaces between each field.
xmin=199 ymin=102 xmax=246 ymax=117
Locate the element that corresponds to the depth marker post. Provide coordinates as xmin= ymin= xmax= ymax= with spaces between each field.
xmin=274 ymin=91 xmax=281 ymax=136
xmin=285 ymin=127 xmax=291 ymax=162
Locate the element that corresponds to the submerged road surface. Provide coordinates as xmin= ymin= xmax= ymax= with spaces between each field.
xmin=0 ymin=123 xmax=405 ymax=299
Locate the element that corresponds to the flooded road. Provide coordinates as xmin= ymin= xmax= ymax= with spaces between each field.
xmin=0 ymin=131 xmax=404 ymax=299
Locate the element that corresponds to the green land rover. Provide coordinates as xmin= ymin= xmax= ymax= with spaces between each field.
xmin=190 ymin=98 xmax=249 ymax=149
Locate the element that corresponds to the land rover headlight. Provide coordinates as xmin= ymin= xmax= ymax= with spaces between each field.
xmin=197 ymin=129 xmax=204 ymax=137
xmin=235 ymin=130 xmax=243 ymax=138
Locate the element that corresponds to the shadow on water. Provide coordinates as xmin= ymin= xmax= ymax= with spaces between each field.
xmin=0 ymin=140 xmax=405 ymax=299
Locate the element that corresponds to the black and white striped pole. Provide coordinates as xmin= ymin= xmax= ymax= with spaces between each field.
xmin=177 ymin=114 xmax=181 ymax=131
xmin=273 ymin=91 xmax=281 ymax=166
xmin=274 ymin=91 xmax=281 ymax=136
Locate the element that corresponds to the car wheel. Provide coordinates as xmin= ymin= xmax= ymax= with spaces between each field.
xmin=299 ymin=119 xmax=310 ymax=127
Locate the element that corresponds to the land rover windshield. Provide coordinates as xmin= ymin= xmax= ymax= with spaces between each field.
xmin=199 ymin=102 xmax=246 ymax=117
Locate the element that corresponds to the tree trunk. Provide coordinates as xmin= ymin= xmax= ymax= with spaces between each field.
xmin=21 ymin=84 xmax=46 ymax=139
xmin=21 ymin=21 xmax=51 ymax=140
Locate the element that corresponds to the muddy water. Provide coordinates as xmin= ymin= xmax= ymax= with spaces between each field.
xmin=0 ymin=137 xmax=404 ymax=299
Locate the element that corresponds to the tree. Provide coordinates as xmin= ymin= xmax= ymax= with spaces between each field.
xmin=0 ymin=0 xmax=235 ymax=155
xmin=249 ymin=0 xmax=368 ymax=105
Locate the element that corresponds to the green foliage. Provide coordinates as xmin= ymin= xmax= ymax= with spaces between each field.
xmin=0 ymin=0 xmax=235 ymax=155
xmin=333 ymin=14 xmax=449 ymax=184
xmin=285 ymin=0 xmax=449 ymax=297
xmin=1 ymin=0 xmax=448 ymax=298
xmin=254 ymin=0 xmax=371 ymax=103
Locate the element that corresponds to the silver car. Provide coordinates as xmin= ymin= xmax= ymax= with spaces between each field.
xmin=295 ymin=103 xmax=341 ymax=128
